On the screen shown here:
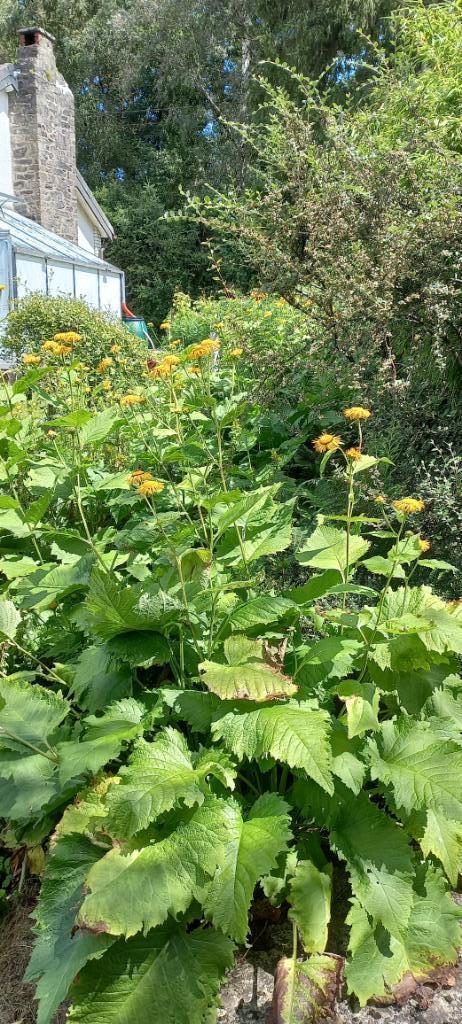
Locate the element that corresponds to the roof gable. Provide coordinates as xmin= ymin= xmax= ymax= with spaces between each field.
xmin=76 ymin=170 xmax=114 ymax=240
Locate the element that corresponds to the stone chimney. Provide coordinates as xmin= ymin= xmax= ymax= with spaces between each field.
xmin=8 ymin=28 xmax=78 ymax=242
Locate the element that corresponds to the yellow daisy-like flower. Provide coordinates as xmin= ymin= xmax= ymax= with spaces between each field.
xmin=168 ymin=339 xmax=181 ymax=349
xmin=345 ymin=447 xmax=362 ymax=460
xmin=263 ymin=310 xmax=273 ymax=319
xmin=419 ymin=538 xmax=431 ymax=553
xmin=23 ymin=353 xmax=41 ymax=365
xmin=187 ymin=365 xmax=201 ymax=376
xmin=148 ymin=363 xmax=171 ymax=379
xmin=128 ymin=469 xmax=153 ymax=485
xmin=84 ymin=386 xmax=91 ymax=394
xmin=343 ymin=406 xmax=372 ymax=421
xmin=159 ymin=321 xmax=171 ymax=330
xmin=42 ymin=340 xmax=62 ymax=355
xmin=188 ymin=339 xmax=220 ymax=361
xmin=110 ymin=343 xmax=121 ymax=354
xmin=230 ymin=347 xmax=243 ymax=358
xmin=137 ymin=479 xmax=165 ymax=497
xmin=312 ymin=433 xmax=343 ymax=454
xmin=102 ymin=378 xmax=112 ymax=391
xmin=393 ymin=497 xmax=425 ymax=515
xmin=120 ymin=393 xmax=146 ymax=407
xmin=251 ymin=290 xmax=267 ymax=301
xmin=374 ymin=495 xmax=386 ymax=505
xmin=162 ymin=354 xmax=181 ymax=368
xmin=47 ymin=429 xmax=58 ymax=438
xmin=96 ymin=358 xmax=113 ymax=373
xmin=214 ymin=321 xmax=225 ymax=329
xmin=53 ymin=331 xmax=81 ymax=344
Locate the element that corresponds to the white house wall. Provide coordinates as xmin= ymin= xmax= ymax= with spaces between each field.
xmin=0 ymin=90 xmax=14 ymax=196
xmin=47 ymin=261 xmax=74 ymax=297
xmin=77 ymin=201 xmax=99 ymax=254
xmin=16 ymin=254 xmax=47 ymax=297
xmin=99 ymin=272 xmax=122 ymax=316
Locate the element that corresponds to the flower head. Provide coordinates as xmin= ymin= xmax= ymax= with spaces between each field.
xmin=313 ymin=433 xmax=342 ymax=454
xmin=137 ymin=479 xmax=165 ymax=497
xmin=110 ymin=343 xmax=121 ymax=354
xmin=159 ymin=321 xmax=171 ymax=330
xmin=128 ymin=469 xmax=153 ymax=485
xmin=120 ymin=393 xmax=146 ymax=407
xmin=230 ymin=347 xmax=243 ymax=358
xmin=47 ymin=429 xmax=58 ymax=438
xmin=345 ymin=447 xmax=362 ymax=461
xmin=187 ymin=339 xmax=220 ymax=361
xmin=393 ymin=497 xmax=425 ymax=515
xmin=374 ymin=495 xmax=386 ymax=505
xmin=343 ymin=406 xmax=371 ymax=421
xmin=42 ymin=339 xmax=69 ymax=356
xmin=214 ymin=321 xmax=225 ymax=329
xmin=23 ymin=353 xmax=41 ymax=365
xmin=102 ymin=378 xmax=112 ymax=391
xmin=419 ymin=538 xmax=431 ymax=553
xmin=168 ymin=339 xmax=181 ymax=349
xmin=53 ymin=331 xmax=81 ymax=344
xmin=96 ymin=358 xmax=113 ymax=373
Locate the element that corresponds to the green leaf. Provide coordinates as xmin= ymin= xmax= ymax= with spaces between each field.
xmin=0 ymin=676 xmax=68 ymax=747
xmin=106 ymin=728 xmax=236 ymax=837
xmin=330 ymin=789 xmax=414 ymax=939
xmin=361 ymin=555 xmax=405 ymax=578
xmin=346 ymin=866 xmax=462 ymax=1006
xmin=78 ymin=796 xmax=236 ymax=937
xmin=421 ymin=808 xmax=462 ymax=886
xmin=212 ymin=701 xmax=333 ymax=794
xmin=0 ymin=599 xmax=21 ymax=639
xmin=203 ymin=793 xmax=291 ymax=942
xmin=296 ymin=524 xmax=370 ymax=572
xmin=217 ymin=499 xmax=293 ymax=566
xmin=78 ymin=408 xmax=123 ymax=447
xmin=82 ymin=570 xmax=181 ymax=641
xmin=161 ymin=689 xmax=221 ymax=732
xmin=283 ymin=570 xmax=342 ymax=605
xmin=25 ymin=834 xmax=113 ymax=1024
xmin=57 ymin=699 xmax=145 ymax=786
xmin=224 ymin=595 xmax=298 ymax=634
xmin=288 ymin=860 xmax=331 ymax=953
xmin=419 ymin=558 xmax=457 ymax=572
xmin=368 ymin=716 xmax=462 ymax=820
xmin=106 ymin=631 xmax=170 ymax=667
xmin=67 ymin=926 xmax=234 ymax=1024
xmin=270 ymin=953 xmax=342 ymax=1024
xmin=71 ymin=646 xmax=133 ymax=713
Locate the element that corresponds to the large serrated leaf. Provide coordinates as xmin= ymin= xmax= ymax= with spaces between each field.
xmin=67 ymin=925 xmax=234 ymax=1024
xmin=0 ymin=599 xmax=21 ymax=639
xmin=203 ymin=793 xmax=291 ymax=942
xmin=78 ymin=796 xmax=236 ymax=937
xmin=25 ymin=834 xmax=113 ymax=1024
xmin=296 ymin=524 xmax=370 ymax=572
xmin=288 ymin=860 xmax=331 ymax=954
xmin=57 ymin=699 xmax=145 ymax=786
xmin=212 ymin=702 xmax=333 ymax=794
xmin=106 ymin=728 xmax=235 ymax=837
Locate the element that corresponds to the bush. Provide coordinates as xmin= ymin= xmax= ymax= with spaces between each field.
xmin=3 ymin=293 xmax=146 ymax=371
xmin=0 ymin=341 xmax=462 ymax=1022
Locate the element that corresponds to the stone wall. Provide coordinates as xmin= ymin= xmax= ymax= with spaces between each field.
xmin=8 ymin=28 xmax=78 ymax=243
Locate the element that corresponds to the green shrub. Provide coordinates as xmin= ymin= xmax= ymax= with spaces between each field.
xmin=3 ymin=293 xmax=146 ymax=371
xmin=1 ymin=352 xmax=462 ymax=1022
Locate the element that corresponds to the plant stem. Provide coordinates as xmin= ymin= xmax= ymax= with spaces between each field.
xmin=0 ymin=726 xmax=58 ymax=763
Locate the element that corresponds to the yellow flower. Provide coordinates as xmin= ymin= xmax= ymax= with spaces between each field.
xmin=313 ymin=433 xmax=343 ymax=454
xmin=96 ymin=358 xmax=113 ymax=373
xmin=251 ymin=290 xmax=267 ymax=301
xmin=419 ymin=538 xmax=431 ymax=553
xmin=214 ymin=321 xmax=225 ymax=329
xmin=42 ymin=340 xmax=62 ymax=355
xmin=160 ymin=321 xmax=171 ymax=330
xmin=120 ymin=393 xmax=146 ymax=407
xmin=53 ymin=331 xmax=81 ymax=344
xmin=162 ymin=354 xmax=181 ymax=368
xmin=137 ymin=479 xmax=165 ymax=497
xmin=110 ymin=343 xmax=121 ymax=354
xmin=23 ymin=353 xmax=41 ymax=365
xmin=393 ymin=498 xmax=425 ymax=515
xmin=374 ymin=495 xmax=386 ymax=505
xmin=102 ymin=378 xmax=112 ymax=391
xmin=345 ymin=447 xmax=362 ymax=460
xmin=263 ymin=310 xmax=273 ymax=318
xmin=84 ymin=386 xmax=91 ymax=394
xmin=187 ymin=365 xmax=201 ymax=376
xmin=128 ymin=469 xmax=153 ymax=485
xmin=343 ymin=406 xmax=372 ymax=421
xmin=188 ymin=339 xmax=220 ymax=360
xmin=230 ymin=347 xmax=243 ymax=358
xmin=47 ymin=429 xmax=58 ymax=438
xmin=168 ymin=339 xmax=181 ymax=349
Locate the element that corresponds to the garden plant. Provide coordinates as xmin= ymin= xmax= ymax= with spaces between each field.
xmin=0 ymin=328 xmax=461 ymax=1022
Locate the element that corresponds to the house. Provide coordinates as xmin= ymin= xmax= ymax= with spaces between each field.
xmin=0 ymin=26 xmax=125 ymax=361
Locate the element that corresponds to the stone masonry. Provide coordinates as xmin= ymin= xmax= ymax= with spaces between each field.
xmin=8 ymin=28 xmax=78 ymax=243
